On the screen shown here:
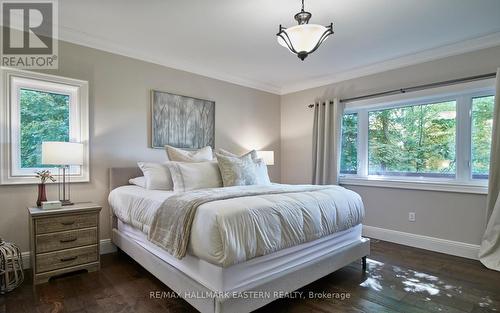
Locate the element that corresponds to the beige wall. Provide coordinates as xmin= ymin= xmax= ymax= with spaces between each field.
xmin=2 ymin=40 xmax=499 ymax=252
xmin=281 ymin=45 xmax=500 ymax=245
xmin=0 ymin=41 xmax=281 ymax=251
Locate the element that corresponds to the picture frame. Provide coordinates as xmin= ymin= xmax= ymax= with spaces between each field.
xmin=151 ymin=90 xmax=215 ymax=149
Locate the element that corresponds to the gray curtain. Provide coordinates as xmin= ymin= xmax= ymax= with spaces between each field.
xmin=312 ymin=98 xmax=344 ymax=185
xmin=479 ymin=68 xmax=500 ymax=271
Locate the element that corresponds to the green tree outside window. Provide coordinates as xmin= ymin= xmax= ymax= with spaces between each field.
xmin=340 ymin=113 xmax=358 ymax=174
xmin=20 ymin=88 xmax=70 ymax=168
xmin=368 ymin=101 xmax=456 ymax=177
xmin=472 ymin=96 xmax=494 ymax=179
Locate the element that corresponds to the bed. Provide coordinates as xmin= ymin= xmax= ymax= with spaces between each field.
xmin=109 ymin=167 xmax=370 ymax=313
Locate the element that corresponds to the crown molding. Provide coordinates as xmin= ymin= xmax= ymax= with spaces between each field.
xmin=58 ymin=26 xmax=500 ymax=96
xmin=280 ymin=31 xmax=500 ymax=95
xmin=57 ymin=26 xmax=283 ymax=95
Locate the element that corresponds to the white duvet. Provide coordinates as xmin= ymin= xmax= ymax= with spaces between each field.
xmin=109 ymin=184 xmax=364 ymax=267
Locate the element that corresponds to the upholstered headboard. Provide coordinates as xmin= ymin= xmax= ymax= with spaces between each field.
xmin=109 ymin=167 xmax=142 ymax=191
xmin=109 ymin=167 xmax=142 ymax=231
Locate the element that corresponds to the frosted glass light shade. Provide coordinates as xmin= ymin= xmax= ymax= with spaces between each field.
xmin=277 ymin=24 xmax=329 ymax=53
xmin=256 ymin=150 xmax=275 ymax=166
xmin=42 ymin=141 xmax=84 ymax=165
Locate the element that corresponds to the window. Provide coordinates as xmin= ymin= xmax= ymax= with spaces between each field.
xmin=1 ymin=69 xmax=89 ymax=184
xmin=340 ymin=82 xmax=495 ymax=193
xmin=368 ymin=101 xmax=456 ymax=178
xmin=340 ymin=113 xmax=358 ymax=174
xmin=19 ymin=88 xmax=70 ymax=169
xmin=471 ymin=96 xmax=494 ymax=179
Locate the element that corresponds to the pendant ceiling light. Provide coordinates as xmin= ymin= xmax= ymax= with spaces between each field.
xmin=277 ymin=0 xmax=334 ymax=61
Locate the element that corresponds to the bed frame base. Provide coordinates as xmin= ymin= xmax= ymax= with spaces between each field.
xmin=112 ymin=228 xmax=370 ymax=313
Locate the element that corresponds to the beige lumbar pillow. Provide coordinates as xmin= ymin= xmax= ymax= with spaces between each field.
xmin=216 ymin=153 xmax=258 ymax=187
xmin=165 ymin=145 xmax=213 ymax=162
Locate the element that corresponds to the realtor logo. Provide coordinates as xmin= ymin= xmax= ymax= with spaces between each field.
xmin=1 ymin=0 xmax=58 ymax=68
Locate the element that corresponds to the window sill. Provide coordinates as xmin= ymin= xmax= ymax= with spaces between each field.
xmin=339 ymin=176 xmax=488 ymax=194
xmin=0 ymin=176 xmax=89 ymax=185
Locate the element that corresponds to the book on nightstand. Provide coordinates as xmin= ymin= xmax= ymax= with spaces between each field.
xmin=41 ymin=200 xmax=62 ymax=210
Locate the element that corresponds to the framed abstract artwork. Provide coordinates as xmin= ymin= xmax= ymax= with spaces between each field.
xmin=151 ymin=90 xmax=215 ymax=149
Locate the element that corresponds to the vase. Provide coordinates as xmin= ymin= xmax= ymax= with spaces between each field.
xmin=36 ymin=184 xmax=47 ymax=207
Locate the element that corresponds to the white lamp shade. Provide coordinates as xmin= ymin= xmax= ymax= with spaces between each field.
xmin=42 ymin=142 xmax=84 ymax=166
xmin=277 ymin=24 xmax=329 ymax=53
xmin=256 ymin=150 xmax=274 ymax=166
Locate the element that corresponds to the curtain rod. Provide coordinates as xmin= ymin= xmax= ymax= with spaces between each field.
xmin=307 ymin=72 xmax=496 ymax=108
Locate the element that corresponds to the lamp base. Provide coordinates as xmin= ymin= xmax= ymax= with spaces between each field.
xmin=60 ymin=200 xmax=74 ymax=206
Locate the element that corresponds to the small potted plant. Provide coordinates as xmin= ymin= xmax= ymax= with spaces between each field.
xmin=35 ymin=170 xmax=56 ymax=207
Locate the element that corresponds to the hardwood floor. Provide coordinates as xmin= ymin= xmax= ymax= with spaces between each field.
xmin=1 ymin=239 xmax=499 ymax=313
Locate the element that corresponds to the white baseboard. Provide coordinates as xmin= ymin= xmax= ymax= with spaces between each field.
xmin=21 ymin=239 xmax=117 ymax=269
xmin=362 ymin=225 xmax=480 ymax=260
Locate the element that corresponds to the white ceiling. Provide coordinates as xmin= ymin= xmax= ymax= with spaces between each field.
xmin=58 ymin=0 xmax=500 ymax=94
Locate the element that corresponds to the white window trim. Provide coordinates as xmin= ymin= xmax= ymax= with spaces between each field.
xmin=340 ymin=177 xmax=488 ymax=194
xmin=0 ymin=67 xmax=89 ymax=185
xmin=339 ymin=79 xmax=495 ymax=194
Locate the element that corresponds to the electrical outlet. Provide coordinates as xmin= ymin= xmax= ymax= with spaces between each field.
xmin=409 ymin=212 xmax=416 ymax=222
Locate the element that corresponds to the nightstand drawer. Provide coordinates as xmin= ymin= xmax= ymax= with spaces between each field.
xmin=36 ymin=245 xmax=98 ymax=273
xmin=36 ymin=228 xmax=97 ymax=253
xmin=35 ymin=213 xmax=98 ymax=234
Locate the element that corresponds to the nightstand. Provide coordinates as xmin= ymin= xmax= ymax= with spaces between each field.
xmin=28 ymin=203 xmax=101 ymax=285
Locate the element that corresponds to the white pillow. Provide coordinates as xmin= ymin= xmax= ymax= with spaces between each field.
xmin=253 ymin=159 xmax=271 ymax=185
xmin=137 ymin=162 xmax=173 ymax=190
xmin=165 ymin=145 xmax=213 ymax=162
xmin=128 ymin=176 xmax=146 ymax=188
xmin=217 ymin=149 xmax=271 ymax=185
xmin=167 ymin=162 xmax=222 ymax=192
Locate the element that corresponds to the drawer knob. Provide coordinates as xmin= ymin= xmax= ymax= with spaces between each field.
xmin=60 ymin=237 xmax=77 ymax=243
xmin=60 ymin=256 xmax=78 ymax=262
xmin=61 ymin=221 xmax=75 ymax=226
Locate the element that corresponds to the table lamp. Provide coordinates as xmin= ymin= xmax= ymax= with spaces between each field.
xmin=256 ymin=151 xmax=274 ymax=166
xmin=42 ymin=141 xmax=83 ymax=206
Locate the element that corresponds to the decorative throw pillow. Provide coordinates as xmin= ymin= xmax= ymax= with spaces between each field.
xmin=137 ymin=162 xmax=173 ymax=190
xmin=217 ymin=149 xmax=271 ymax=185
xmin=167 ymin=161 xmax=222 ymax=192
xmin=128 ymin=176 xmax=146 ymax=188
xmin=216 ymin=153 xmax=258 ymax=187
xmin=217 ymin=148 xmax=258 ymax=160
xmin=165 ymin=145 xmax=213 ymax=162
